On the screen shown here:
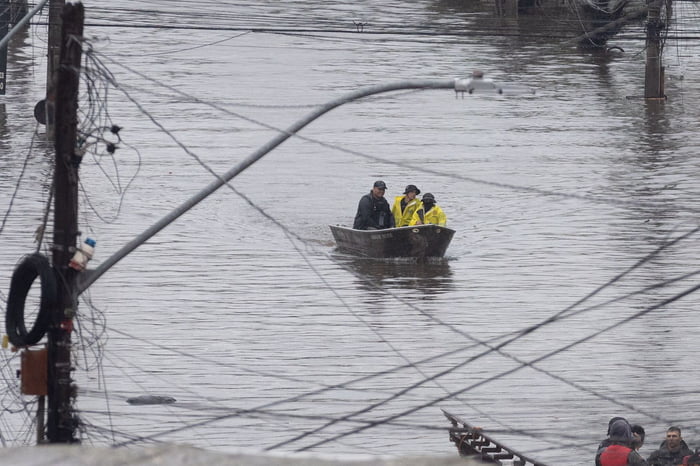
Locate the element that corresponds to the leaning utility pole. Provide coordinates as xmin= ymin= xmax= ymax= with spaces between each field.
xmin=47 ymin=1 xmax=83 ymax=443
xmin=45 ymin=0 xmax=65 ymax=138
xmin=644 ymin=0 xmax=665 ymax=98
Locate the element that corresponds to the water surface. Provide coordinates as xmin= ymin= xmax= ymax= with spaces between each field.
xmin=1 ymin=1 xmax=700 ymax=463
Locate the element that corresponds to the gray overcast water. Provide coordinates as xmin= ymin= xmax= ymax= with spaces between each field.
xmin=2 ymin=1 xmax=700 ymax=464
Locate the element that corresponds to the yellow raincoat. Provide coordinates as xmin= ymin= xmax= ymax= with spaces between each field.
xmin=391 ymin=195 xmax=422 ymax=227
xmin=409 ymin=204 xmax=447 ymax=227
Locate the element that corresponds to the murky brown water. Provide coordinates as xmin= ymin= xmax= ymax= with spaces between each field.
xmin=2 ymin=1 xmax=700 ymax=464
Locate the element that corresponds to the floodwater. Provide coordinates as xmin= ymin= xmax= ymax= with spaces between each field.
xmin=2 ymin=1 xmax=700 ymax=464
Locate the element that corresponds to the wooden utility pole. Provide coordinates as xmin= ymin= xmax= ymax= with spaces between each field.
xmin=47 ymin=1 xmax=83 ymax=444
xmin=45 ymin=0 xmax=65 ymax=138
xmin=644 ymin=0 xmax=665 ymax=98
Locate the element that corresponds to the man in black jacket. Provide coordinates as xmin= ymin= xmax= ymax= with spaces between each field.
xmin=353 ymin=180 xmax=394 ymax=230
xmin=647 ymin=426 xmax=693 ymax=466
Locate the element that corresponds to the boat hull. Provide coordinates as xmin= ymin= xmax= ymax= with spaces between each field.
xmin=329 ymin=224 xmax=455 ymax=259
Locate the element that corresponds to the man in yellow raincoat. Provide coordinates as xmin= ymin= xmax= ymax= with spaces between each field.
xmin=391 ymin=184 xmax=422 ymax=227
xmin=409 ymin=192 xmax=447 ymax=227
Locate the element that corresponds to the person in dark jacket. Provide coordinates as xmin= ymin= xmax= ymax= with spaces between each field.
xmin=597 ymin=417 xmax=629 ymax=461
xmin=596 ymin=419 xmax=647 ymax=465
xmin=631 ymin=424 xmax=646 ymax=452
xmin=647 ymin=426 xmax=693 ymax=466
xmin=353 ymin=180 xmax=395 ymax=230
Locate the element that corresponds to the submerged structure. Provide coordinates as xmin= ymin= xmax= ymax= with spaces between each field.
xmin=449 ymin=0 xmax=653 ymax=48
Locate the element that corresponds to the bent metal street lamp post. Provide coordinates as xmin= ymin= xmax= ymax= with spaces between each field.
xmin=77 ymin=74 xmax=505 ymax=294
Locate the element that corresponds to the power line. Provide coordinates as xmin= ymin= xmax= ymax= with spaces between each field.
xmin=297 ymin=280 xmax=700 ymax=451
xmin=0 ymin=124 xmax=40 ymax=237
xmin=97 ymin=51 xmax=700 ymax=217
xmin=65 ymin=42 xmax=700 ymax=452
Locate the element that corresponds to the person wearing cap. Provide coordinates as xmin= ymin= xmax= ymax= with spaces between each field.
xmin=391 ymin=184 xmax=422 ymax=227
xmin=409 ymin=192 xmax=447 ymax=227
xmin=352 ymin=180 xmax=395 ymax=230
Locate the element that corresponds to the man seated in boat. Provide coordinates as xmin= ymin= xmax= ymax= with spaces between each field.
xmin=409 ymin=192 xmax=447 ymax=227
xmin=352 ymin=180 xmax=395 ymax=230
xmin=391 ymin=184 xmax=422 ymax=227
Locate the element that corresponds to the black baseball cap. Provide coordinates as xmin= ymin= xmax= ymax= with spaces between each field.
xmin=373 ymin=180 xmax=387 ymax=189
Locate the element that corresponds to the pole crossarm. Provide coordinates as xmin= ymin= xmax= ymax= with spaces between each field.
xmin=77 ymin=77 xmax=486 ymax=294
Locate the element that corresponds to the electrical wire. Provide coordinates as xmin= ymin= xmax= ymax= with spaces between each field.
xmin=9 ymin=5 xmax=700 ymax=456
xmin=0 ymin=123 xmax=40 ymax=238
xmin=295 ymin=280 xmax=700 ymax=451
xmin=58 ymin=41 xmax=700 ymax=454
xmin=95 ymin=51 xmax=700 ymax=217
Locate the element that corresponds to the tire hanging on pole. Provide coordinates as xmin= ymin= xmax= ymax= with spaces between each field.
xmin=5 ymin=253 xmax=57 ymax=347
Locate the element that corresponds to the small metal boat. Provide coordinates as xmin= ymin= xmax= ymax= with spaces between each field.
xmin=329 ymin=224 xmax=455 ymax=259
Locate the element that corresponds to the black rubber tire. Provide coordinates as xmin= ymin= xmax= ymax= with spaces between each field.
xmin=5 ymin=253 xmax=57 ymax=347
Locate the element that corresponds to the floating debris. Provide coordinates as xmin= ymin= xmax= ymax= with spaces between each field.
xmin=126 ymin=395 xmax=176 ymax=405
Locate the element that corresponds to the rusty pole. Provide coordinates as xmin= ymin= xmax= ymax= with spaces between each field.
xmin=47 ymin=1 xmax=83 ymax=444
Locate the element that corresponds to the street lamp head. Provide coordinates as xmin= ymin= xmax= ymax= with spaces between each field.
xmin=454 ymin=72 xmax=535 ymax=97
xmin=454 ymin=72 xmax=502 ymax=95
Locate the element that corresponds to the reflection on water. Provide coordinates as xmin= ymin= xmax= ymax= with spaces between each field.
xmin=333 ymin=253 xmax=454 ymax=298
xmin=586 ymin=47 xmax=620 ymax=86
xmin=0 ymin=104 xmax=6 ymax=144
xmin=641 ymin=99 xmax=673 ymax=155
